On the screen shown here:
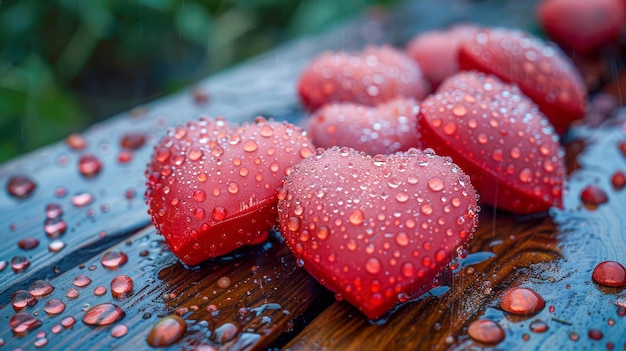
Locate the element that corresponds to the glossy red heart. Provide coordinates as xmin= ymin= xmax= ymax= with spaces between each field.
xmin=307 ymin=97 xmax=420 ymax=155
xmin=459 ymin=27 xmax=588 ymax=133
xmin=298 ymin=46 xmax=430 ymax=112
xmin=277 ymin=147 xmax=479 ymax=319
xmin=145 ymin=116 xmax=315 ymax=266
xmin=419 ymin=71 xmax=565 ymax=214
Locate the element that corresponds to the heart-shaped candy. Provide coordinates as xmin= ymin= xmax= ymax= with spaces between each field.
xmin=277 ymin=147 xmax=479 ymax=319
xmin=145 ymin=116 xmax=314 ymax=265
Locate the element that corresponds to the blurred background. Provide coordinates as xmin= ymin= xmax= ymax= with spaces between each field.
xmin=0 ymin=0 xmax=400 ymax=163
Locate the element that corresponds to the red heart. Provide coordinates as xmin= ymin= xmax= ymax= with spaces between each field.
xmin=277 ymin=147 xmax=479 ymax=319
xmin=298 ymin=46 xmax=431 ymax=112
xmin=459 ymin=27 xmax=587 ymax=133
xmin=145 ymin=116 xmax=315 ymax=266
xmin=307 ymin=97 xmax=420 ymax=155
xmin=419 ymin=71 xmax=565 ymax=214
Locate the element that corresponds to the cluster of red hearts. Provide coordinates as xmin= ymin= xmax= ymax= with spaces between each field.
xmin=145 ymin=0 xmax=625 ymax=320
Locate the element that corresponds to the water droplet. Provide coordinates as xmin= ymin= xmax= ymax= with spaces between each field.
xmin=529 ymin=319 xmax=548 ymax=333
xmin=188 ymin=148 xmax=204 ymax=161
xmin=7 ymin=176 xmax=36 ymax=199
xmin=243 ymin=140 xmax=258 ymax=152
xmin=518 ymin=168 xmax=532 ymax=183
xmin=443 ymin=122 xmax=457 ymax=135
xmin=101 ymin=251 xmax=128 ymax=270
xmin=581 ymin=185 xmax=608 ymax=208
xmin=43 ymin=299 xmax=66 ymax=315
xmin=78 ymin=154 xmax=103 ymax=177
xmin=611 ymin=171 xmax=626 ymax=190
xmin=212 ymin=207 xmax=227 ymax=221
xmin=228 ymin=183 xmax=239 ymax=194
xmin=72 ymin=275 xmax=92 ymax=288
xmin=260 ymin=124 xmax=274 ymax=137
xmin=349 ymin=210 xmax=364 ymax=225
xmin=48 ymin=240 xmax=65 ymax=252
xmin=215 ymin=322 xmax=238 ymax=343
xmin=66 ymin=288 xmax=80 ymax=299
xmin=71 ymin=192 xmax=94 ymax=207
xmin=467 ymin=319 xmax=504 ymax=344
xmin=395 ymin=192 xmax=409 ymax=203
xmin=29 ymin=280 xmax=54 ymax=297
xmin=500 ymin=287 xmax=545 ymax=316
xmin=12 ymin=290 xmax=36 ymax=310
xmin=18 ymin=237 xmax=39 ymax=250
xmin=217 ymin=276 xmax=231 ymax=289
xmin=44 ymin=218 xmax=67 ymax=238
xmin=111 ymin=275 xmax=134 ymax=299
xmin=588 ymin=329 xmax=603 ymax=340
xmin=287 ymin=217 xmax=301 ymax=232
xmin=193 ymin=207 xmax=205 ymax=220
xmin=452 ymin=105 xmax=467 ymax=117
xmin=82 ymin=303 xmax=125 ymax=326
xmin=11 ymin=255 xmax=30 ymax=273
xmin=428 ymin=177 xmax=444 ymax=192
xmin=592 ymin=261 xmax=626 ymax=287
xmin=111 ymin=324 xmax=129 ymax=338
xmin=66 ymin=133 xmax=87 ymax=150
xmin=373 ymin=154 xmax=387 ymax=166
xmin=146 ymin=315 xmax=186 ymax=347
xmin=120 ymin=133 xmax=146 ymax=150
xmin=45 ymin=203 xmax=63 ymax=219
xmin=316 ymin=226 xmax=329 ymax=240
xmin=10 ymin=312 xmax=42 ymax=335
xmin=365 ymin=257 xmax=381 ymax=274
xmin=61 ymin=316 xmax=76 ymax=328
xmin=300 ymin=147 xmax=314 ymax=158
xmin=94 ymin=286 xmax=107 ymax=296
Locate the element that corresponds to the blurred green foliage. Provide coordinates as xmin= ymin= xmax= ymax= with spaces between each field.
xmin=0 ymin=0 xmax=398 ymax=163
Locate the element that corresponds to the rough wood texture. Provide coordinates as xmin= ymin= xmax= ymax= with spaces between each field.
xmin=2 ymin=0 xmax=626 ymax=350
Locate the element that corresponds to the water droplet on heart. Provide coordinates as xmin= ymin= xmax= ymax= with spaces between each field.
xmin=500 ymin=287 xmax=545 ymax=315
xmin=78 ymin=154 xmax=102 ymax=177
xmin=611 ymin=171 xmax=626 ymax=190
xmin=44 ymin=299 xmax=66 ymax=315
xmin=588 ymin=329 xmax=603 ymax=340
xmin=72 ymin=275 xmax=92 ymax=287
xmin=316 ymin=226 xmax=329 ymax=240
xmin=239 ymin=167 xmax=249 ymax=176
xmin=592 ymin=261 xmax=626 ymax=287
xmin=101 ymin=251 xmax=128 ymax=269
xmin=11 ymin=255 xmax=30 ymax=273
xmin=212 ymin=207 xmax=227 ymax=220
xmin=260 ymin=124 xmax=274 ymax=137
xmin=443 ymin=122 xmax=457 ymax=135
xmin=111 ymin=275 xmax=134 ymax=299
xmin=243 ymin=140 xmax=258 ymax=152
xmin=365 ymin=257 xmax=381 ymax=274
xmin=373 ymin=154 xmax=386 ymax=166
xmin=510 ymin=147 xmax=521 ymax=159
xmin=395 ymin=192 xmax=409 ymax=203
xmin=10 ymin=312 xmax=42 ymax=335
xmin=71 ymin=192 xmax=94 ymax=207
xmin=428 ymin=177 xmax=444 ymax=192
xmin=188 ymin=148 xmax=204 ymax=161
xmin=82 ymin=303 xmax=125 ymax=326
xmin=121 ymin=133 xmax=146 ymax=150
xmin=453 ymin=105 xmax=467 ymax=117
xmin=518 ymin=168 xmax=532 ymax=183
xmin=193 ymin=207 xmax=205 ymax=220
xmin=529 ymin=319 xmax=548 ymax=333
xmin=29 ymin=280 xmax=54 ymax=297
xmin=61 ymin=316 xmax=76 ymax=328
xmin=44 ymin=218 xmax=67 ymax=238
xmin=111 ymin=324 xmax=129 ymax=338
xmin=228 ymin=183 xmax=239 ymax=194
xmin=581 ymin=185 xmax=608 ymax=208
xmin=18 ymin=237 xmax=39 ymax=250
xmin=467 ymin=319 xmax=504 ymax=344
xmin=300 ymin=147 xmax=314 ymax=158
xmin=147 ymin=315 xmax=186 ymax=347
xmin=49 ymin=240 xmax=65 ymax=252
xmin=66 ymin=133 xmax=87 ymax=150
xmin=287 ymin=217 xmax=301 ymax=232
xmin=270 ymin=162 xmax=280 ymax=172
xmin=7 ymin=176 xmax=36 ymax=199
xmin=395 ymin=232 xmax=409 ymax=247
xmin=348 ymin=210 xmax=365 ymax=225
xmin=45 ymin=203 xmax=63 ymax=219
xmin=492 ymin=149 xmax=503 ymax=162
xmin=12 ymin=290 xmax=36 ymax=310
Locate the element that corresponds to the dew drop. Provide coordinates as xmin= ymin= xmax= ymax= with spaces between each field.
xmin=212 ymin=207 xmax=227 ymax=221
xmin=592 ymin=261 xmax=626 ymax=287
xmin=365 ymin=257 xmax=381 ymax=274
xmin=395 ymin=192 xmax=409 ymax=203
xmin=611 ymin=171 xmax=626 ymax=190
xmin=18 ymin=237 xmax=39 ymax=250
xmin=29 ymin=280 xmax=54 ymax=297
xmin=428 ymin=177 xmax=444 ymax=192
xmin=11 ymin=255 xmax=30 ymax=273
xmin=82 ymin=303 xmax=125 ymax=326
xmin=349 ymin=210 xmax=365 ymax=225
xmin=395 ymin=232 xmax=410 ymax=247
xmin=146 ymin=315 xmax=186 ymax=347
xmin=111 ymin=275 xmax=134 ymax=299
xmin=43 ymin=299 xmax=66 ymax=315
xmin=500 ymin=287 xmax=545 ymax=316
xmin=49 ymin=240 xmax=65 ymax=252
xmin=66 ymin=288 xmax=80 ymax=299
xmin=44 ymin=218 xmax=67 ymax=238
xmin=188 ymin=148 xmax=204 ymax=161
xmin=193 ymin=208 xmax=206 ymax=220
xmin=260 ymin=124 xmax=274 ymax=137
xmin=12 ymin=290 xmax=36 ymax=310
xmin=72 ymin=275 xmax=92 ymax=287
xmin=71 ymin=192 xmax=94 ymax=207
xmin=78 ymin=154 xmax=103 ymax=177
xmin=518 ymin=168 xmax=533 ymax=183
xmin=452 ymin=105 xmax=467 ymax=117
xmin=529 ymin=319 xmax=549 ymax=333
xmin=373 ymin=154 xmax=387 ymax=166
xmin=101 ymin=251 xmax=129 ymax=270
xmin=66 ymin=133 xmax=87 ymax=150
xmin=443 ymin=122 xmax=457 ymax=135
xmin=61 ymin=316 xmax=76 ymax=328
xmin=94 ymin=286 xmax=107 ymax=296
xmin=243 ymin=140 xmax=258 ymax=152
xmin=111 ymin=324 xmax=129 ymax=338
xmin=120 ymin=132 xmax=146 ymax=150
xmin=467 ymin=319 xmax=504 ymax=344
xmin=7 ymin=176 xmax=36 ymax=199
xmin=287 ymin=217 xmax=301 ymax=232
xmin=10 ymin=312 xmax=42 ymax=335
xmin=217 ymin=276 xmax=231 ymax=289
xmin=299 ymin=147 xmax=314 ymax=158
xmin=316 ymin=226 xmax=329 ymax=240
xmin=228 ymin=183 xmax=239 ymax=194
xmin=581 ymin=185 xmax=608 ymax=208
xmin=588 ymin=328 xmax=603 ymax=340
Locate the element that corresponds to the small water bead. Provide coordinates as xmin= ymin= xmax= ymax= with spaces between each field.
xmin=66 ymin=133 xmax=87 ymax=150
xmin=518 ymin=168 xmax=533 ymax=183
xmin=211 ymin=207 xmax=227 ymax=221
xmin=111 ymin=324 xmax=129 ymax=338
xmin=581 ymin=185 xmax=608 ymax=207
xmin=101 ymin=251 xmax=129 ymax=269
xmin=60 ymin=316 xmax=76 ymax=329
xmin=217 ymin=276 xmax=231 ymax=289
xmin=71 ymin=192 xmax=94 ymax=207
xmin=228 ymin=182 xmax=239 ymax=194
xmin=49 ymin=240 xmax=66 ymax=252
xmin=569 ymin=332 xmax=580 ymax=341
xmin=18 ymin=237 xmax=39 ymax=250
xmin=443 ymin=122 xmax=457 ymax=135
xmin=188 ymin=148 xmax=204 ymax=161
xmin=373 ymin=154 xmax=387 ymax=166
xmin=82 ymin=303 xmax=125 ymax=326
xmin=365 ymin=257 xmax=382 ymax=274
xmin=0 ymin=260 xmax=7 ymax=272
xmin=51 ymin=324 xmax=62 ymax=334
xmin=45 ymin=203 xmax=63 ymax=219
xmin=121 ymin=132 xmax=146 ymax=150
xmin=12 ymin=290 xmax=37 ymax=310
xmin=11 ymin=255 xmax=30 ymax=273
xmin=34 ymin=337 xmax=48 ymax=347
xmin=349 ymin=210 xmax=365 ymax=225
xmin=29 ymin=280 xmax=54 ymax=297
xmin=428 ymin=177 xmax=444 ymax=192
xmin=452 ymin=104 xmax=467 ymax=117
xmin=286 ymin=217 xmax=301 ymax=232
xmin=395 ymin=192 xmax=409 ymax=203
xmin=44 ymin=218 xmax=68 ymax=238
xmin=44 ymin=299 xmax=66 ymax=315
xmin=243 ymin=140 xmax=258 ymax=152
xmin=500 ymin=287 xmax=545 ymax=316
xmin=7 ymin=175 xmax=37 ymax=199
xmin=78 ymin=154 xmax=102 ymax=177
xmin=72 ymin=275 xmax=92 ymax=287
xmin=111 ymin=275 xmax=134 ymax=299
xmin=588 ymin=329 xmax=603 ymax=340
xmin=529 ymin=319 xmax=549 ymax=333
xmin=146 ymin=315 xmax=186 ymax=347
xmin=300 ymin=147 xmax=314 ymax=159
xmin=194 ymin=208 xmax=206 ymax=220
xmin=467 ymin=319 xmax=505 ymax=344
xmin=66 ymin=288 xmax=80 ymax=299
xmin=94 ymin=286 xmax=107 ymax=296
xmin=592 ymin=261 xmax=626 ymax=287
xmin=611 ymin=171 xmax=626 ymax=190
xmin=10 ymin=312 xmax=42 ymax=335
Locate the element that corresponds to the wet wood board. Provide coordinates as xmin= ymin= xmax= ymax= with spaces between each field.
xmin=1 ymin=0 xmax=625 ymax=350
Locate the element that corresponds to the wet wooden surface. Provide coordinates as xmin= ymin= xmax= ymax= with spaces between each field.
xmin=1 ymin=0 xmax=626 ymax=350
